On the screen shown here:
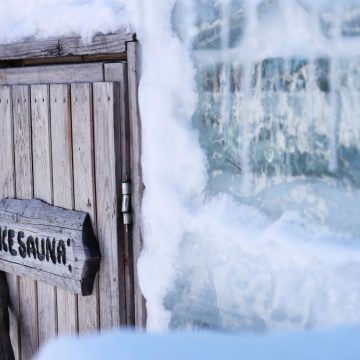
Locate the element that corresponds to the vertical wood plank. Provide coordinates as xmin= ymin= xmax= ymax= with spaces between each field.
xmin=31 ymin=84 xmax=57 ymax=345
xmin=127 ymin=42 xmax=147 ymax=327
xmin=12 ymin=85 xmax=38 ymax=360
xmin=71 ymin=83 xmax=99 ymax=334
xmin=105 ymin=63 xmax=135 ymax=325
xmin=93 ymin=82 xmax=126 ymax=329
xmin=50 ymin=84 xmax=78 ymax=336
xmin=119 ymin=65 xmax=135 ymax=326
xmin=0 ymin=86 xmax=19 ymax=359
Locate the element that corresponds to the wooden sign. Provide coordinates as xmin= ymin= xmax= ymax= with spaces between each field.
xmin=0 ymin=198 xmax=100 ymax=296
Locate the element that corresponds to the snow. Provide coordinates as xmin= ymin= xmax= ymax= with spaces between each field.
xmin=0 ymin=0 xmax=131 ymax=44
xmin=35 ymin=327 xmax=360 ymax=360
xmin=128 ymin=0 xmax=208 ymax=329
xmin=132 ymin=0 xmax=360 ymax=332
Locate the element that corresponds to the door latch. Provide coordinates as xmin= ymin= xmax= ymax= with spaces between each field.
xmin=121 ymin=181 xmax=132 ymax=225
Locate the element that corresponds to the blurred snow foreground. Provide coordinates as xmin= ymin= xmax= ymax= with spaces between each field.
xmin=3 ymin=0 xmax=360 ymax=335
xmin=35 ymin=328 xmax=360 ymax=360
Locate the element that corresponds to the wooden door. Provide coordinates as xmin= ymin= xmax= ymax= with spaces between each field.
xmin=0 ymin=62 xmax=135 ymax=359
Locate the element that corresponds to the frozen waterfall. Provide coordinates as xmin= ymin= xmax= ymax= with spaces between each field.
xmin=157 ymin=0 xmax=360 ymax=331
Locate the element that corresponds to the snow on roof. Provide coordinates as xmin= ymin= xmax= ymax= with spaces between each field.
xmin=0 ymin=0 xmax=132 ymax=45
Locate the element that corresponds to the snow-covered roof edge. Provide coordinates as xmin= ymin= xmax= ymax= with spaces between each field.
xmin=0 ymin=31 xmax=136 ymax=63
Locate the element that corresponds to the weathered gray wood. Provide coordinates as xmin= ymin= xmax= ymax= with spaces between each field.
xmin=12 ymin=85 xmax=38 ymax=360
xmin=94 ymin=82 xmax=126 ymax=328
xmin=0 ymin=86 xmax=16 ymax=360
xmin=115 ymin=63 xmax=135 ymax=325
xmin=13 ymin=86 xmax=33 ymax=199
xmin=0 ymin=63 xmax=104 ymax=86
xmin=0 ymin=272 xmax=14 ymax=360
xmin=0 ymin=86 xmax=15 ymax=196
xmin=0 ymin=32 xmax=135 ymax=61
xmin=105 ymin=63 xmax=135 ymax=325
xmin=0 ymin=87 xmax=14 ymax=201
xmin=0 ymin=198 xmax=100 ymax=296
xmin=127 ymin=42 xmax=146 ymax=327
xmin=31 ymin=84 xmax=57 ymax=346
xmin=104 ymin=63 xmax=125 ymax=82
xmin=0 ymin=45 xmax=142 ymax=357
xmin=71 ymin=83 xmax=100 ymax=334
xmin=50 ymin=84 xmax=78 ymax=336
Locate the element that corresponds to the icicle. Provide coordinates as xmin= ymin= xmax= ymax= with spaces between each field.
xmin=182 ymin=0 xmax=196 ymax=52
xmin=220 ymin=0 xmax=232 ymax=132
xmin=239 ymin=0 xmax=259 ymax=194
xmin=328 ymin=5 xmax=342 ymax=172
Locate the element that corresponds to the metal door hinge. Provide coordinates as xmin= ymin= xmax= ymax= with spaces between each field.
xmin=121 ymin=181 xmax=132 ymax=225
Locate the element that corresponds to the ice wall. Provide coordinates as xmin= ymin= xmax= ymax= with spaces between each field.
xmin=134 ymin=0 xmax=360 ymax=331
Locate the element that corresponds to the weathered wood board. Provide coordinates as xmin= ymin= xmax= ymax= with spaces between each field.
xmin=0 ymin=63 xmax=104 ymax=86
xmin=12 ymin=84 xmax=38 ymax=358
xmin=71 ymin=83 xmax=100 ymax=334
xmin=127 ymin=42 xmax=146 ymax=327
xmin=0 ymin=198 xmax=100 ymax=295
xmin=0 ymin=32 xmax=135 ymax=61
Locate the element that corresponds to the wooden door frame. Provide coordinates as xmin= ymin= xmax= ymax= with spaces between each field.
xmin=0 ymin=32 xmax=146 ymax=332
xmin=0 ymin=32 xmax=134 ymax=66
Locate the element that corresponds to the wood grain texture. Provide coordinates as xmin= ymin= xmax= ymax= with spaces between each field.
xmin=0 ymin=32 xmax=135 ymax=61
xmin=71 ymin=83 xmax=100 ymax=334
xmin=50 ymin=84 xmax=77 ymax=336
xmin=105 ymin=63 xmax=135 ymax=325
xmin=127 ymin=42 xmax=146 ymax=327
xmin=12 ymin=85 xmax=38 ymax=360
xmin=0 ymin=86 xmax=17 ymax=360
xmin=30 ymin=84 xmax=57 ymax=346
xmin=0 ymin=198 xmax=100 ymax=295
xmin=0 ymin=63 xmax=104 ymax=86
xmin=104 ymin=63 xmax=125 ymax=82
xmin=0 ymin=48 xmax=142 ymax=357
xmin=13 ymin=86 xmax=33 ymax=199
xmin=94 ymin=82 xmax=126 ymax=328
xmin=0 ymin=86 xmax=15 ymax=196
